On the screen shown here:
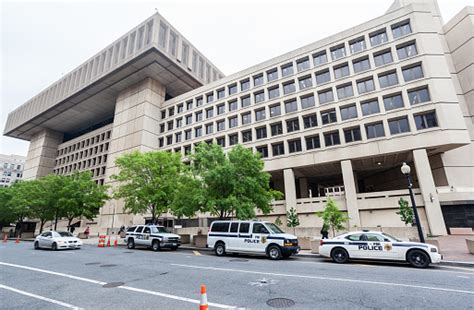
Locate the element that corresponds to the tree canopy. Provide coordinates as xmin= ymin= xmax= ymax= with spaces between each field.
xmin=316 ymin=198 xmax=349 ymax=237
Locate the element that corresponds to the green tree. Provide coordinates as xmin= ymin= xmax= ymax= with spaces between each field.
xmin=28 ymin=179 xmax=55 ymax=233
xmin=316 ymin=198 xmax=348 ymax=237
xmin=112 ymin=150 xmax=184 ymax=223
xmin=396 ymin=197 xmax=413 ymax=226
xmin=286 ymin=207 xmax=300 ymax=235
xmin=274 ymin=216 xmax=283 ymax=227
xmin=173 ymin=143 xmax=282 ymax=219
xmin=7 ymin=181 xmax=36 ymax=236
xmin=0 ymin=187 xmax=16 ymax=227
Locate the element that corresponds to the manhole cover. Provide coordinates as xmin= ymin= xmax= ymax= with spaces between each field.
xmin=229 ymin=259 xmax=248 ymax=262
xmin=102 ymin=282 xmax=125 ymax=288
xmin=100 ymin=264 xmax=117 ymax=267
xmin=266 ymin=298 xmax=295 ymax=308
xmin=123 ymin=251 xmax=134 ymax=254
xmin=85 ymin=262 xmax=101 ymax=265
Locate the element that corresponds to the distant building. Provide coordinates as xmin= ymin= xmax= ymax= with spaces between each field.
xmin=3 ymin=0 xmax=473 ymax=234
xmin=0 ymin=154 xmax=26 ymax=187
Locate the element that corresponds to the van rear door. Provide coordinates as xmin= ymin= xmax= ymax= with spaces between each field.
xmin=226 ymin=222 xmax=240 ymax=251
xmin=234 ymin=222 xmax=251 ymax=251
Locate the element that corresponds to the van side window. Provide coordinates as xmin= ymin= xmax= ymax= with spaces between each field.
xmin=230 ymin=222 xmax=239 ymax=232
xmin=143 ymin=227 xmax=150 ymax=234
xmin=252 ymin=223 xmax=269 ymax=234
xmin=211 ymin=222 xmax=230 ymax=232
xmin=127 ymin=226 xmax=136 ymax=232
xmin=135 ymin=226 xmax=144 ymax=233
xmin=239 ymin=223 xmax=250 ymax=233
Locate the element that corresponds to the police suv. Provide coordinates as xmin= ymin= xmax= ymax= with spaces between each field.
xmin=124 ymin=225 xmax=181 ymax=251
xmin=319 ymin=230 xmax=441 ymax=268
xmin=207 ymin=220 xmax=300 ymax=260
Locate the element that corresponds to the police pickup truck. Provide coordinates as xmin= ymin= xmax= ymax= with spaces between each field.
xmin=319 ymin=230 xmax=441 ymax=268
xmin=124 ymin=225 xmax=181 ymax=251
xmin=207 ymin=220 xmax=300 ymax=260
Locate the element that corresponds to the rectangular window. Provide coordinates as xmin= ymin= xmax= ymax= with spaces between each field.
xmin=272 ymin=143 xmax=285 ymax=156
xmin=357 ymin=78 xmax=375 ymax=94
xmin=185 ymin=114 xmax=192 ymax=125
xmin=297 ymin=57 xmax=310 ymax=72
xmin=169 ymin=31 xmax=178 ymax=56
xmin=253 ymin=74 xmax=264 ymax=86
xmin=268 ymin=86 xmax=280 ymax=99
xmin=217 ymin=120 xmax=225 ymax=131
xmin=217 ymin=104 xmax=225 ymax=115
xmin=241 ymin=95 xmax=251 ymax=108
xmin=288 ymin=139 xmax=302 ymax=153
xmin=175 ymin=132 xmax=182 ymax=143
xmin=336 ymin=83 xmax=354 ymax=99
xmin=256 ymin=145 xmax=268 ymax=158
xmin=298 ymin=75 xmax=313 ymax=90
xmin=397 ymin=41 xmax=417 ymax=60
xmin=324 ymin=131 xmax=341 ymax=146
xmin=168 ymin=107 xmax=175 ymax=117
xmin=205 ymin=123 xmax=213 ymax=135
xmin=303 ymin=114 xmax=318 ymax=128
xmin=360 ymin=99 xmax=380 ymax=116
xmin=353 ymin=57 xmax=370 ymax=73
xmin=241 ymin=79 xmax=250 ymax=91
xmin=186 ymin=100 xmax=193 ymax=110
xmin=301 ymin=95 xmax=315 ymax=109
xmin=269 ymin=104 xmax=281 ymax=118
xmin=402 ymin=64 xmax=423 ymax=82
xmin=177 ymin=104 xmax=184 ymax=114
xmin=217 ymin=88 xmax=225 ymax=99
xmin=369 ymin=29 xmax=388 ymax=46
xmin=378 ymin=71 xmax=398 ymax=88
xmin=159 ymin=137 xmax=164 ymax=147
xmin=206 ymin=93 xmax=214 ymax=103
xmin=228 ymin=100 xmax=238 ymax=111
xmin=321 ymin=109 xmax=337 ymax=125
xmin=315 ymin=69 xmax=331 ymax=85
xmin=241 ymin=112 xmax=251 ymax=125
xmin=392 ymin=20 xmax=412 ymax=39
xmin=340 ymin=104 xmax=358 ymax=121
xmin=383 ymin=93 xmax=404 ymax=111
xmin=267 ymin=69 xmax=278 ymax=82
xmin=242 ymin=130 xmax=252 ymax=143
xmin=408 ymin=86 xmax=430 ymax=105
xmin=185 ymin=130 xmax=192 ymax=140
xmin=286 ymin=118 xmax=300 ymax=133
xmin=254 ymin=91 xmax=265 ymax=103
xmin=344 ymin=127 xmax=362 ymax=143
xmin=365 ymin=122 xmax=385 ymax=139
xmin=271 ymin=122 xmax=283 ymax=136
xmin=306 ymin=135 xmax=321 ymax=150
xmin=318 ymin=89 xmax=334 ymax=104
xmin=216 ymin=137 xmax=225 ymax=147
xmin=192 ymin=52 xmax=198 ymax=73
xmin=415 ymin=111 xmax=438 ymax=130
xmin=228 ymin=116 xmax=238 ymax=128
xmin=388 ymin=117 xmax=410 ymax=135
xmin=167 ymin=121 xmax=174 ymax=130
xmin=284 ymin=99 xmax=298 ymax=113
xmin=330 ymin=44 xmax=346 ymax=60
xmin=334 ymin=63 xmax=350 ymax=79
xmin=228 ymin=84 xmax=237 ymax=95
xmin=195 ymin=126 xmax=202 ymax=137
xmin=198 ymin=57 xmax=204 ymax=79
xmin=256 ymin=126 xmax=267 ymax=139
xmin=196 ymin=97 xmax=203 ymax=107
xmin=255 ymin=108 xmax=266 ymax=121
xmin=206 ymin=108 xmax=214 ymax=119
xmin=181 ymin=43 xmax=189 ymax=65
xmin=195 ymin=111 xmax=203 ymax=122
xmin=158 ymin=23 xmax=168 ymax=48
xmin=281 ymin=63 xmax=294 ymax=77
xmin=313 ymin=51 xmax=328 ymax=66
xmin=374 ymin=49 xmax=393 ymax=67
xmin=229 ymin=134 xmax=238 ymax=145
xmin=283 ymin=81 xmax=296 ymax=94
xmin=349 ymin=37 xmax=366 ymax=54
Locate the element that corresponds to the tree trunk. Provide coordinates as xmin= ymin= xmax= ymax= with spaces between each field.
xmin=331 ymin=226 xmax=335 ymax=238
xmin=67 ymin=218 xmax=73 ymax=232
xmin=39 ymin=219 xmax=45 ymax=233
xmin=54 ymin=209 xmax=59 ymax=230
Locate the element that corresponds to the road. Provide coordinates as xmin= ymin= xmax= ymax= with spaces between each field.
xmin=1 ymin=242 xmax=473 ymax=309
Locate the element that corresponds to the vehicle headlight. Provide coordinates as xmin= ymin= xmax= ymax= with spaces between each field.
xmin=430 ymin=248 xmax=437 ymax=253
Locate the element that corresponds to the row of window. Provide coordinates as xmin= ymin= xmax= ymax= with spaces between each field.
xmin=56 ymin=143 xmax=110 ymax=166
xmin=1 ymin=163 xmax=23 ymax=170
xmin=58 ymin=131 xmax=111 ymax=156
xmin=54 ymin=157 xmax=107 ymax=176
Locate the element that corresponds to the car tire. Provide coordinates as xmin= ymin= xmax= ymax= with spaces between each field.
xmin=214 ymin=242 xmax=226 ymax=256
xmin=52 ymin=243 xmax=57 ymax=251
xmin=127 ymin=238 xmax=135 ymax=249
xmin=407 ymin=249 xmax=430 ymax=268
xmin=331 ymin=247 xmax=349 ymax=263
xmin=151 ymin=240 xmax=160 ymax=252
xmin=34 ymin=241 xmax=39 ymax=250
xmin=267 ymin=245 xmax=282 ymax=260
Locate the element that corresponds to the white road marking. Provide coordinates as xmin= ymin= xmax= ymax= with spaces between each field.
xmin=0 ymin=261 xmax=236 ymax=309
xmin=172 ymin=263 xmax=474 ymax=295
xmin=0 ymin=284 xmax=82 ymax=309
xmin=457 ymin=276 xmax=470 ymax=279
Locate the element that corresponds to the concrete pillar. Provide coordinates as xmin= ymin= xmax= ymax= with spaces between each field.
xmin=283 ymin=168 xmax=297 ymax=212
xmin=23 ymin=129 xmax=63 ymax=180
xmin=341 ymin=160 xmax=361 ymax=227
xmin=299 ymin=178 xmax=309 ymax=198
xmin=413 ymin=149 xmax=447 ymax=236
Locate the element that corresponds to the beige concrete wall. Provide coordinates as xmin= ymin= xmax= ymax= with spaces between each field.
xmin=23 ymin=129 xmax=63 ymax=180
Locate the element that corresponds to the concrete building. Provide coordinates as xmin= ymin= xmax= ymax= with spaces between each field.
xmin=0 ymin=154 xmax=26 ymax=187
xmin=4 ymin=0 xmax=473 ymax=236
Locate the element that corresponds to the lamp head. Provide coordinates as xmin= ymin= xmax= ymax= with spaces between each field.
xmin=401 ymin=162 xmax=411 ymax=175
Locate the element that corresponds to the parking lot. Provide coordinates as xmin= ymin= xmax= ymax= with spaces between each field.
xmin=1 ymin=242 xmax=473 ymax=309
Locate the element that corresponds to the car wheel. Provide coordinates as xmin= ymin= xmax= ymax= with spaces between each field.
xmin=52 ymin=243 xmax=57 ymax=251
xmin=267 ymin=245 xmax=282 ymax=260
xmin=127 ymin=238 xmax=135 ymax=249
xmin=34 ymin=241 xmax=39 ymax=250
xmin=407 ymin=249 xmax=430 ymax=268
xmin=214 ymin=242 xmax=226 ymax=256
xmin=331 ymin=247 xmax=349 ymax=263
xmin=151 ymin=240 xmax=160 ymax=252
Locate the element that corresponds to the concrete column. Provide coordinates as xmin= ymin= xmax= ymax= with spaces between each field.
xmin=299 ymin=178 xmax=309 ymax=198
xmin=341 ymin=160 xmax=361 ymax=227
xmin=283 ymin=168 xmax=297 ymax=212
xmin=413 ymin=149 xmax=447 ymax=236
xmin=23 ymin=129 xmax=63 ymax=180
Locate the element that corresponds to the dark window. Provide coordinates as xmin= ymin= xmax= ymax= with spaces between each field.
xmin=415 ymin=111 xmax=438 ymax=130
xmin=228 ymin=100 xmax=238 ymax=111
xmin=228 ymin=84 xmax=237 ymax=95
xmin=301 ymin=95 xmax=315 ymax=109
xmin=353 ymin=57 xmax=370 ymax=73
xmin=360 ymin=99 xmax=380 ymax=116
xmin=241 ymin=79 xmax=250 ymax=91
xmin=268 ymin=86 xmax=280 ymax=99
xmin=349 ymin=37 xmax=366 ymax=54
xmin=186 ymin=100 xmax=193 ymax=110
xmin=255 ymin=108 xmax=266 ymax=121
xmin=256 ymin=145 xmax=268 ymax=158
xmin=366 ymin=122 xmax=385 ymax=139
xmin=252 ymin=223 xmax=269 ymax=234
xmin=281 ymin=63 xmax=294 ymax=77
xmin=315 ymin=69 xmax=331 ymax=85
xmin=318 ymin=89 xmax=334 ymax=104
xmin=168 ymin=107 xmax=175 ymax=117
xmin=297 ymin=57 xmax=310 ymax=72
xmin=175 ymin=132 xmax=182 ymax=143
xmin=286 ymin=118 xmax=300 ymax=133
xmin=313 ymin=51 xmax=328 ymax=66
xmin=299 ymin=75 xmax=313 ymax=90
xmin=402 ymin=64 xmax=423 ymax=82
xmin=242 ymin=130 xmax=252 ymax=143
xmin=229 ymin=134 xmax=238 ymax=145
xmin=195 ymin=126 xmax=202 ymax=137
xmin=334 ymin=63 xmax=350 ymax=79
xmin=161 ymin=111 xmax=166 ymax=119
xmin=267 ymin=69 xmax=278 ymax=82
xmin=271 ymin=122 xmax=283 ymax=136
xmin=283 ymin=81 xmax=296 ymax=95
xmin=256 ymin=126 xmax=267 ymax=139
xmin=269 ymin=104 xmax=281 ymax=117
xmin=389 ymin=117 xmax=410 ymax=134
xmin=303 ymin=114 xmax=318 ymax=128
xmin=216 ymin=137 xmax=225 ymax=147
xmin=206 ymin=108 xmax=214 ymax=119
xmin=336 ymin=83 xmax=354 ymax=99
xmin=239 ymin=223 xmax=250 ymax=233
xmin=357 ymin=78 xmax=375 ymax=94
xmin=177 ymin=104 xmax=184 ymax=114
xmin=370 ymin=29 xmax=388 ymax=46
xmin=241 ymin=95 xmax=251 ymax=108
xmin=383 ymin=93 xmax=404 ymax=111
xmin=324 ymin=131 xmax=341 ymax=146
xmin=228 ymin=116 xmax=238 ymax=128
xmin=241 ymin=112 xmax=251 ymax=125
xmin=196 ymin=97 xmax=203 ymax=107
xmin=127 ymin=226 xmax=136 ymax=232
xmin=135 ymin=226 xmax=144 ymax=233
xmin=378 ymin=71 xmax=398 ymax=88
xmin=217 ymin=120 xmax=225 ymax=131
xmin=195 ymin=111 xmax=203 ymax=122
xmin=306 ymin=135 xmax=321 ymax=150
xmin=330 ymin=44 xmax=346 ymax=60
xmin=166 ymin=135 xmax=173 ymax=145
xmin=321 ymin=109 xmax=337 ymax=124
xmin=217 ymin=88 xmax=225 ymax=99
xmin=253 ymin=74 xmax=264 ymax=86
xmin=374 ymin=49 xmax=393 ymax=66
xmin=392 ymin=20 xmax=412 ymax=39
xmin=285 ymin=99 xmax=298 ymax=113
xmin=272 ymin=143 xmax=285 ymax=156
xmin=397 ymin=41 xmax=417 ymax=60
xmin=206 ymin=93 xmax=214 ymax=103
xmin=205 ymin=123 xmax=213 ymax=134
xmin=217 ymin=104 xmax=225 ymax=115
xmin=344 ymin=127 xmax=362 ymax=143
xmin=408 ymin=86 xmax=430 ymax=105
xmin=159 ymin=138 xmax=164 ymax=147
xmin=230 ymin=223 xmax=239 ymax=232
xmin=211 ymin=222 xmax=230 ymax=232
xmin=288 ymin=139 xmax=302 ymax=153
xmin=340 ymin=104 xmax=358 ymax=120
xmin=167 ymin=121 xmax=173 ymax=130
xmin=185 ymin=130 xmax=192 ymax=140
xmin=254 ymin=91 xmax=265 ymax=103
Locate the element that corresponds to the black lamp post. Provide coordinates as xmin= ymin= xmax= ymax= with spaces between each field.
xmin=401 ymin=162 xmax=425 ymax=243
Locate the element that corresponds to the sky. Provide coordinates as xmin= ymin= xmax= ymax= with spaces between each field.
xmin=1 ymin=0 xmax=471 ymax=156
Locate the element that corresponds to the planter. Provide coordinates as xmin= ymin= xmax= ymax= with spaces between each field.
xmin=193 ymin=234 xmax=208 ymax=248
xmin=466 ymin=239 xmax=474 ymax=254
xmin=179 ymin=234 xmax=191 ymax=244
xmin=298 ymin=237 xmax=311 ymax=250
xmin=311 ymin=238 xmax=321 ymax=254
xmin=77 ymin=232 xmax=87 ymax=239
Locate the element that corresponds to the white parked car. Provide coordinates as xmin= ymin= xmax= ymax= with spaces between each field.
xmin=34 ymin=231 xmax=83 ymax=250
xmin=319 ymin=230 xmax=441 ymax=268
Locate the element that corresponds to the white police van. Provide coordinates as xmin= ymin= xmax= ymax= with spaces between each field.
xmin=319 ymin=230 xmax=442 ymax=268
xmin=207 ymin=220 xmax=300 ymax=260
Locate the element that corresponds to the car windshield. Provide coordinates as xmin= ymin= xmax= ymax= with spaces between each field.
xmin=265 ymin=223 xmax=284 ymax=234
xmin=58 ymin=232 xmax=73 ymax=237
xmin=382 ymin=232 xmax=402 ymax=242
xmin=151 ymin=226 xmax=169 ymax=233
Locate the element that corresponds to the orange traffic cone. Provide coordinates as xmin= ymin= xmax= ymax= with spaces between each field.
xmin=15 ymin=236 xmax=20 ymax=244
xmin=106 ymin=236 xmax=111 ymax=247
xmin=113 ymin=237 xmax=118 ymax=247
xmin=3 ymin=234 xmax=7 ymax=243
xmin=199 ymin=285 xmax=208 ymax=310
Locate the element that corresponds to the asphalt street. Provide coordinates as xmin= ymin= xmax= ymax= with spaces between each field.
xmin=1 ymin=242 xmax=473 ymax=309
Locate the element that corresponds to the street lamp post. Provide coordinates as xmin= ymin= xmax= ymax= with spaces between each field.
xmin=401 ymin=162 xmax=425 ymax=243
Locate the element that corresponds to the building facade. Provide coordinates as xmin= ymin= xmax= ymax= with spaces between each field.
xmin=4 ymin=0 xmax=473 ymax=235
xmin=0 ymin=154 xmax=26 ymax=187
